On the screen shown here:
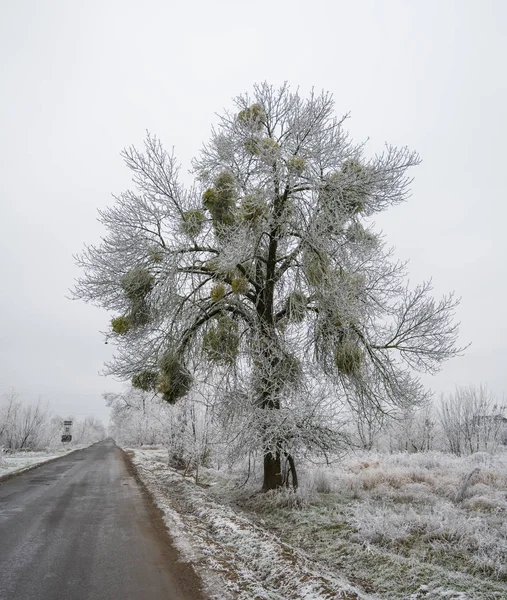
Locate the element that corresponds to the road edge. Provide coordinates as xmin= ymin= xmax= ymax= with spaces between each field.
xmin=118 ymin=445 xmax=209 ymax=600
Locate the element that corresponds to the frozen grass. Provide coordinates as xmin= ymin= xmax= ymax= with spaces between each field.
xmin=0 ymin=446 xmax=83 ymax=478
xmin=233 ymin=452 xmax=507 ymax=599
xmin=128 ymin=447 xmax=507 ymax=600
xmin=129 ymin=447 xmax=367 ymax=600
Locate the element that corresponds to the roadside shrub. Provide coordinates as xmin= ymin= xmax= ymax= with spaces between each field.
xmin=314 ymin=469 xmax=333 ymax=494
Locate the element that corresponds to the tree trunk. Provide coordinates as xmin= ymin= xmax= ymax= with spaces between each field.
xmin=262 ymin=449 xmax=283 ymax=491
xmin=285 ymin=453 xmax=298 ymax=489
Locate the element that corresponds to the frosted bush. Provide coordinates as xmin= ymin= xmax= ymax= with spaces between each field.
xmin=351 ymin=498 xmax=507 ymax=578
xmin=312 ymin=468 xmax=334 ymax=494
xmin=470 ymin=452 xmax=492 ymax=465
xmin=351 ymin=500 xmax=427 ymax=544
xmin=367 ymin=482 xmax=391 ymax=501
xmin=464 ymin=482 xmax=493 ymax=499
xmin=409 ymin=452 xmax=444 ymax=470
xmin=474 ymin=468 xmax=505 ymax=487
xmin=246 ymin=485 xmax=316 ymax=511
xmin=393 ymin=482 xmax=438 ymax=504
xmin=463 ymin=494 xmax=507 ymax=512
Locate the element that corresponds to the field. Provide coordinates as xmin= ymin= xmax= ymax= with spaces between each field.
xmin=0 ymin=447 xmax=79 ymax=479
xmin=129 ymin=448 xmax=507 ymax=600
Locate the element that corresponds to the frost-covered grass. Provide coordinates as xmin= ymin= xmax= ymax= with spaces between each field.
xmin=129 ymin=447 xmax=367 ymax=600
xmin=0 ymin=446 xmax=82 ymax=479
xmin=129 ymin=447 xmax=507 ymax=600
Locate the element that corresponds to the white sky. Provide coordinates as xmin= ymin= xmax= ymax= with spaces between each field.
xmin=1 ymin=0 xmax=506 ymax=423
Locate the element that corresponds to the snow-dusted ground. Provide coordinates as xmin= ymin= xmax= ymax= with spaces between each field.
xmin=129 ymin=447 xmax=368 ymax=600
xmin=0 ymin=446 xmax=82 ymax=479
xmin=234 ymin=451 xmax=507 ymax=600
xmin=128 ymin=448 xmax=507 ymax=600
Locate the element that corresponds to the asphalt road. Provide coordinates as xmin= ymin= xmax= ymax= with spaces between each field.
xmin=0 ymin=439 xmax=205 ymax=600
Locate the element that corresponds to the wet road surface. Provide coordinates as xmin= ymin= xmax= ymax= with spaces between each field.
xmin=0 ymin=439 xmax=205 ymax=600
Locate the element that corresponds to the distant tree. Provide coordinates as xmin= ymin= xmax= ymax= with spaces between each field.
xmin=439 ymin=384 xmax=506 ymax=455
xmin=74 ymin=83 xmax=463 ymax=490
xmin=385 ymin=403 xmax=437 ymax=453
xmin=105 ymin=388 xmax=168 ymax=447
xmin=0 ymin=390 xmax=49 ymax=450
xmin=346 ymin=388 xmax=388 ymax=451
xmin=17 ymin=398 xmax=49 ymax=449
xmin=0 ymin=389 xmax=19 ymax=447
xmin=71 ymin=416 xmax=106 ymax=445
xmin=105 ymin=387 xmax=213 ymax=479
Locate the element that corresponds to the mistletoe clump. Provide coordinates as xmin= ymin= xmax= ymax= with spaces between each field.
xmin=303 ymin=249 xmax=330 ymax=287
xmin=345 ymin=222 xmax=376 ymax=245
xmin=132 ymin=370 xmax=158 ymax=392
xmin=237 ymin=103 xmax=266 ymax=130
xmin=205 ymin=259 xmax=219 ymax=274
xmin=202 ymin=316 xmax=239 ymax=364
xmin=252 ymin=347 xmax=302 ymax=393
xmin=319 ymin=161 xmax=370 ymax=216
xmin=147 ymin=246 xmax=164 ymax=263
xmin=287 ymin=156 xmax=306 ymax=176
xmin=279 ymin=352 xmax=302 ymax=385
xmin=259 ymin=137 xmax=279 ymax=155
xmin=336 ymin=269 xmax=366 ymax=301
xmin=334 ymin=341 xmax=363 ymax=376
xmin=119 ymin=268 xmax=154 ymax=327
xmin=238 ymin=193 xmax=268 ymax=224
xmin=181 ymin=209 xmax=205 ymax=237
xmin=231 ymin=276 xmax=248 ymax=295
xmin=285 ymin=291 xmax=307 ymax=323
xmin=130 ymin=301 xmax=151 ymax=326
xmin=202 ymin=171 xmax=237 ymax=228
xmin=157 ymin=354 xmax=192 ymax=404
xmin=341 ymin=158 xmax=366 ymax=178
xmin=210 ymin=283 xmax=226 ymax=302
xmin=340 ymin=158 xmax=372 ymax=214
xmin=121 ymin=268 xmax=154 ymax=301
xmin=244 ymin=137 xmax=280 ymax=162
xmin=314 ymin=309 xmax=349 ymax=370
xmin=111 ymin=315 xmax=132 ymax=335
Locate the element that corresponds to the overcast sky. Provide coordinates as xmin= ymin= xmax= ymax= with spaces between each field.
xmin=1 ymin=0 xmax=506 ymax=423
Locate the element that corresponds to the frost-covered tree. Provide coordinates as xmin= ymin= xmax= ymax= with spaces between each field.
xmin=71 ymin=416 xmax=107 ymax=445
xmin=0 ymin=390 xmax=49 ymax=450
xmin=105 ymin=387 xmax=214 ymax=477
xmin=384 ymin=403 xmax=437 ymax=453
xmin=74 ymin=83 xmax=463 ymax=490
xmin=439 ymin=385 xmax=506 ymax=455
xmin=105 ymin=387 xmax=170 ymax=447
